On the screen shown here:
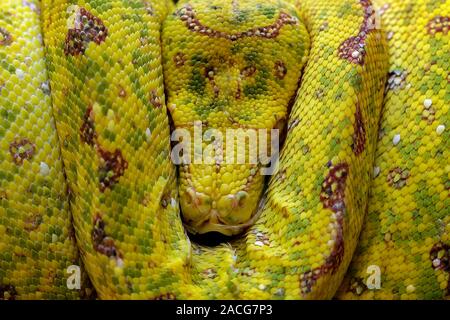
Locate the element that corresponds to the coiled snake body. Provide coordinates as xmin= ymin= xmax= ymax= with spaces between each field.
xmin=0 ymin=0 xmax=448 ymax=299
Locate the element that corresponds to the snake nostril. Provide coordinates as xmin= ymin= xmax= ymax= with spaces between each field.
xmin=235 ymin=191 xmax=248 ymax=207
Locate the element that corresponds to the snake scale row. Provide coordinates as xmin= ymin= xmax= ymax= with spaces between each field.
xmin=0 ymin=0 xmax=448 ymax=299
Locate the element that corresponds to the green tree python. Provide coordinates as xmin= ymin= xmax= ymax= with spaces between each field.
xmin=0 ymin=0 xmax=448 ymax=300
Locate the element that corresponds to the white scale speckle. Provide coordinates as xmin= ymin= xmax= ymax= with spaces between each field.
xmin=41 ymin=81 xmax=50 ymax=94
xmin=406 ymin=285 xmax=416 ymax=293
xmin=52 ymin=234 xmax=58 ymax=243
xmin=24 ymin=57 xmax=33 ymax=66
xmin=432 ymin=258 xmax=440 ymax=268
xmin=254 ymin=241 xmax=264 ymax=247
xmin=116 ymin=258 xmax=124 ymax=268
xmin=373 ymin=166 xmax=381 ymax=178
xmin=275 ymin=288 xmax=285 ymax=296
xmin=258 ymin=284 xmax=266 ymax=291
xmin=40 ymin=162 xmax=50 ymax=176
xmin=15 ymin=69 xmax=25 ymax=80
xmin=436 ymin=125 xmax=445 ymax=135
xmin=423 ymin=99 xmax=432 ymax=109
xmin=169 ymin=104 xmax=177 ymax=113
xmin=393 ymin=134 xmax=401 ymax=146
xmin=145 ymin=128 xmax=152 ymax=142
xmin=352 ymin=51 xmax=360 ymax=59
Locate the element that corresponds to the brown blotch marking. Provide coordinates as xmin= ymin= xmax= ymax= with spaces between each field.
xmin=254 ymin=230 xmax=271 ymax=246
xmin=160 ymin=193 xmax=171 ymax=208
xmin=300 ymin=233 xmax=345 ymax=294
xmin=98 ymin=148 xmax=128 ymax=192
xmin=427 ymin=16 xmax=449 ymax=35
xmin=140 ymin=37 xmax=150 ymax=46
xmin=301 ymin=163 xmax=349 ymax=294
xmin=237 ymin=66 xmax=257 ymax=99
xmin=387 ymin=69 xmax=408 ymax=92
xmin=64 ymin=8 xmax=108 ymax=56
xmin=152 ymin=293 xmax=177 ymax=300
xmin=150 ymin=90 xmax=162 ymax=108
xmin=118 ymin=85 xmax=127 ymax=98
xmin=80 ymin=106 xmax=97 ymax=146
xmin=203 ymin=268 xmax=217 ymax=279
xmin=338 ymin=0 xmax=376 ymax=65
xmin=64 ymin=28 xmax=85 ymax=56
xmin=387 ymin=167 xmax=409 ymax=189
xmin=274 ymin=61 xmax=287 ymax=80
xmin=0 ymin=27 xmax=13 ymax=46
xmin=430 ymin=242 xmax=450 ymax=295
xmin=320 ymin=21 xmax=329 ymax=31
xmin=422 ymin=106 xmax=436 ymax=125
xmin=24 ymin=213 xmax=43 ymax=231
xmin=241 ymin=66 xmax=256 ymax=77
xmin=430 ymin=242 xmax=449 ymax=271
xmin=236 ymin=81 xmax=242 ymax=99
xmin=177 ymin=5 xmax=298 ymax=40
xmin=205 ymin=67 xmax=219 ymax=98
xmin=320 ymin=163 xmax=349 ymax=212
xmin=348 ymin=277 xmax=368 ymax=295
xmin=174 ymin=52 xmax=186 ymax=67
xmin=315 ymin=88 xmax=325 ymax=99
xmin=300 ymin=269 xmax=324 ymax=295
xmin=0 ymin=284 xmax=17 ymax=300
xmin=352 ymin=103 xmax=366 ymax=155
xmin=0 ymin=189 xmax=7 ymax=200
xmin=143 ymin=1 xmax=155 ymax=15
xmin=40 ymin=81 xmax=51 ymax=95
xmin=339 ymin=36 xmax=366 ymax=65
xmin=92 ymin=214 xmax=121 ymax=259
xmin=424 ymin=61 xmax=437 ymax=73
xmin=9 ymin=138 xmax=36 ymax=165
xmin=239 ymin=267 xmax=256 ymax=277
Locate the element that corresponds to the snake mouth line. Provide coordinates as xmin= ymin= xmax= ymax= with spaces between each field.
xmin=182 ymin=190 xmax=267 ymax=238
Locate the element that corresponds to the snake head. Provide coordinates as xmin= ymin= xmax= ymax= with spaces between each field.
xmin=179 ymin=162 xmax=264 ymax=236
xmin=163 ymin=0 xmax=310 ymax=236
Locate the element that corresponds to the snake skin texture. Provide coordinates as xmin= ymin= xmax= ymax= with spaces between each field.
xmin=163 ymin=0 xmax=310 ymax=236
xmin=337 ymin=0 xmax=450 ymax=300
xmin=0 ymin=0 xmax=93 ymax=299
xmin=0 ymin=0 xmax=448 ymax=300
